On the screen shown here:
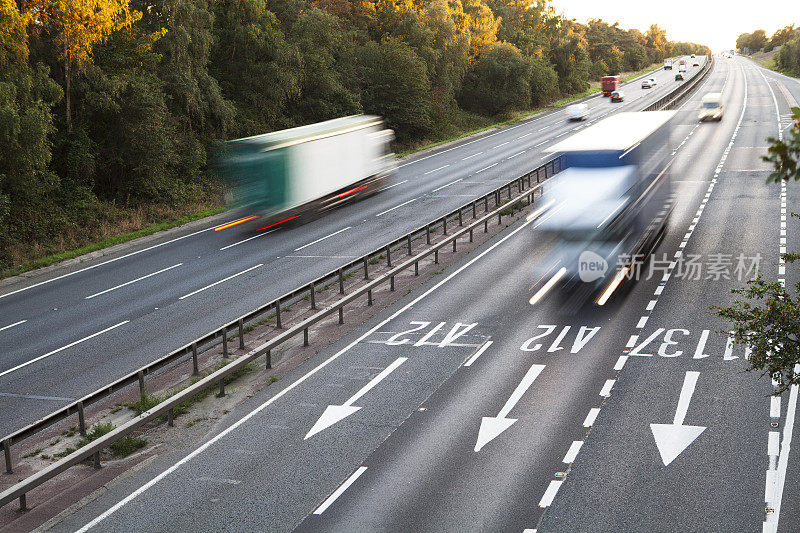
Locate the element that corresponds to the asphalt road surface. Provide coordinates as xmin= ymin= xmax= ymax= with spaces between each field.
xmin=0 ymin=58 xmax=704 ymax=437
xmin=42 ymin=56 xmax=800 ymax=532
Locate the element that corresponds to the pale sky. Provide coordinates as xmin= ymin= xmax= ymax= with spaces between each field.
xmin=549 ymin=0 xmax=800 ymax=52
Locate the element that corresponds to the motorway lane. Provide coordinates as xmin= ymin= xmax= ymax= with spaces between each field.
xmin=539 ymin=57 xmax=798 ymax=532
xmin=49 ymin=61 xmax=734 ymax=531
xmin=0 ymin=59 xmax=703 ymax=437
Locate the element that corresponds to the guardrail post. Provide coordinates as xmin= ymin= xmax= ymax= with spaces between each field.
xmin=19 ymin=493 xmax=26 ymax=511
xmin=415 ymin=261 xmax=419 ymax=276
xmin=495 ymin=191 xmax=500 ymax=207
xmin=339 ymin=307 xmax=344 ymax=324
xmin=485 ymin=196 xmax=489 ymax=212
xmin=435 ymin=250 xmax=439 ymax=264
xmin=442 ymin=217 xmax=447 ymax=235
xmin=218 ymin=378 xmax=225 ymax=397
xmin=536 ymin=167 xmax=540 ymax=183
xmin=507 ymin=184 xmax=512 ymax=200
xmin=407 ymin=235 xmax=412 ymax=255
xmin=498 ymin=212 xmax=502 ymax=225
xmin=222 ymin=328 xmax=229 ymax=359
xmin=275 ymin=301 xmax=282 ymax=329
xmin=386 ymin=245 xmax=392 ymax=267
xmin=304 ymin=328 xmax=309 ymax=346
xmin=426 ymin=224 xmax=431 ymax=244
xmin=310 ymin=281 xmax=317 ymax=309
xmin=192 ymin=343 xmax=199 ymax=376
xmin=363 ymin=258 xmax=369 ymax=280
xmin=469 ymin=228 xmax=474 ymax=242
xmin=390 ymin=275 xmax=395 ymax=291
xmin=238 ymin=319 xmax=245 ymax=349
xmin=484 ymin=219 xmax=488 ymax=233
xmin=453 ymin=238 xmax=457 ymax=252
xmin=265 ymin=349 xmax=272 ymax=369
xmin=168 ymin=408 xmax=174 ymax=427
xmin=3 ymin=438 xmax=12 ymax=474
xmin=93 ymin=451 xmax=101 ymax=469
xmin=367 ymin=289 xmax=373 ymax=306
xmin=138 ymin=371 xmax=146 ymax=397
xmin=458 ymin=209 xmax=463 ymax=226
xmin=78 ymin=401 xmax=86 ymax=436
xmin=338 ymin=268 xmax=344 ymax=294
xmin=472 ymin=201 xmax=476 ymax=219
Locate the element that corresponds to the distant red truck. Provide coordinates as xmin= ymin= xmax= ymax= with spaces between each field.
xmin=601 ymin=76 xmax=620 ymax=97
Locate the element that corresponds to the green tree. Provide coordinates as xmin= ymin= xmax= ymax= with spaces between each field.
xmin=714 ymin=108 xmax=800 ymax=392
xmin=356 ymin=38 xmax=433 ymax=141
xmin=459 ymin=42 xmax=531 ymax=115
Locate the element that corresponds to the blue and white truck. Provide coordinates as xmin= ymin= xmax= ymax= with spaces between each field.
xmin=529 ymin=111 xmax=676 ymax=306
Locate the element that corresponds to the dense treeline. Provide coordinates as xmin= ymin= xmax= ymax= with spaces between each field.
xmin=737 ymin=25 xmax=800 ymax=76
xmin=0 ymin=0 xmax=708 ymax=271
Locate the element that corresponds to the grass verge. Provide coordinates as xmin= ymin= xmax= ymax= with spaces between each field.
xmin=2 ymin=205 xmax=225 ymax=280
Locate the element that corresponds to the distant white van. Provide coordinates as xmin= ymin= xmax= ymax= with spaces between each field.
xmin=699 ymin=92 xmax=723 ymax=122
xmin=565 ymin=103 xmax=589 ymax=121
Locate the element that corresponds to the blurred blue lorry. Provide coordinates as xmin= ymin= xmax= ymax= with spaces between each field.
xmin=529 ymin=111 xmax=676 ymax=306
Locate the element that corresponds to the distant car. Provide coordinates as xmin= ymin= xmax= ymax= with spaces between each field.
xmin=641 ymin=79 xmax=652 ymax=89
xmin=698 ymin=92 xmax=723 ymax=121
xmin=691 ymin=54 xmax=696 ymax=58
xmin=565 ymin=103 xmax=589 ymax=121
xmin=610 ymin=90 xmax=624 ymax=102
xmin=675 ymin=72 xmax=684 ymax=81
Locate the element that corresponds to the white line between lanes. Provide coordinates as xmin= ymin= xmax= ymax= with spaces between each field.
xmin=432 ymin=178 xmax=463 ymax=192
xmin=379 ymin=179 xmax=408 ymax=192
xmin=376 ymin=198 xmax=417 ymax=217
xmin=85 ymin=263 xmax=183 ymax=299
xmin=294 ymin=227 xmax=352 ymax=251
xmin=464 ymin=340 xmax=492 ymax=367
xmin=0 ymin=320 xmax=26 ymax=333
xmin=461 ymin=152 xmax=483 ymax=161
xmin=313 ymin=466 xmax=367 ymax=514
xmin=539 ymin=480 xmax=563 ymax=507
xmin=583 ymin=408 xmax=600 ymax=427
xmin=77 ymin=201 xmax=543 ymax=531
xmin=493 ymin=141 xmax=509 ymax=149
xmin=475 ymin=163 xmax=497 ymax=173
xmin=0 ymin=321 xmax=129 ymax=378
xmin=0 ymin=225 xmax=217 ymax=301
xmin=507 ymin=151 xmax=525 ymax=160
xmin=562 ymin=440 xmax=583 ymax=464
xmin=424 ymin=165 xmax=449 ymax=175
xmin=220 ymin=229 xmax=276 ymax=251
xmin=178 ymin=264 xmax=263 ymax=300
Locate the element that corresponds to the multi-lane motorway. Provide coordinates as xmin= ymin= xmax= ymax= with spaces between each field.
xmin=0 ymin=58 xmax=700 ymax=437
xmin=6 ymin=55 xmax=800 ymax=532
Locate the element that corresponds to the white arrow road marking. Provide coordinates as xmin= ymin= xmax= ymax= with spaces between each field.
xmin=305 ymin=357 xmax=407 ymax=440
xmin=650 ymin=371 xmax=706 ymax=466
xmin=474 ymin=364 xmax=545 ymax=451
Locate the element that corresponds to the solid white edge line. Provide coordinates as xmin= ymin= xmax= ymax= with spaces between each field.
xmin=0 ymin=320 xmax=26 ymax=333
xmin=0 ymin=226 xmax=216 ymax=301
xmin=313 ymin=466 xmax=368 ymax=515
xmin=77 ymin=210 xmax=542 ymax=531
xmin=538 ymin=480 xmax=563 ymax=507
xmin=85 ymin=263 xmax=183 ymax=299
xmin=294 ymin=227 xmax=352 ymax=251
xmin=375 ymin=198 xmax=417 ymax=217
xmin=178 ymin=264 xmax=263 ymax=300
xmin=0 ymin=321 xmax=130 ymax=379
xmin=464 ymin=340 xmax=492 ymax=367
xmin=432 ymin=178 xmax=463 ymax=193
xmin=219 ymin=229 xmax=276 ymax=251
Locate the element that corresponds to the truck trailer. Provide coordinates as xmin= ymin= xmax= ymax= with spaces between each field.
xmin=216 ymin=115 xmax=395 ymax=229
xmin=601 ymin=76 xmax=620 ymax=97
xmin=529 ymin=111 xmax=676 ymax=306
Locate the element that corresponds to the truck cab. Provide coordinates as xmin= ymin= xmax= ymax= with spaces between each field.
xmin=698 ymin=92 xmax=723 ymax=121
xmin=529 ymin=111 xmax=676 ymax=306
